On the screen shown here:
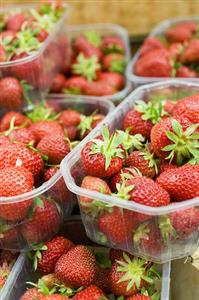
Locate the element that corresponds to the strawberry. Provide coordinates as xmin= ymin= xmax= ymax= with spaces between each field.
xmin=108 ymin=254 xmax=157 ymax=296
xmin=156 ymin=164 xmax=199 ymax=201
xmin=63 ymin=76 xmax=88 ymax=94
xmin=103 ymin=53 xmax=126 ymax=73
xmin=21 ymin=198 xmax=62 ymax=244
xmin=0 ymin=111 xmax=31 ymax=131
xmin=0 ymin=30 xmax=16 ymax=42
xmin=126 ymin=146 xmax=158 ymax=178
xmin=85 ymin=80 xmax=115 ymax=96
xmin=98 ymin=72 xmax=124 ymax=90
xmin=0 ymin=77 xmax=24 ymax=109
xmin=0 ymin=224 xmax=18 ymax=249
xmin=20 ymin=288 xmax=43 ymax=300
xmin=169 ymin=42 xmax=183 ymax=59
xmin=81 ymin=126 xmax=125 ymax=178
xmin=55 ymin=245 xmax=97 ymax=288
xmin=140 ymin=37 xmax=165 ymax=57
xmin=158 ymin=159 xmax=178 ymax=174
xmin=93 ymin=267 xmax=110 ymax=293
xmin=163 ymin=100 xmax=175 ymax=115
xmin=8 ymin=127 xmax=36 ymax=146
xmin=150 ymin=116 xmax=198 ymax=164
xmin=180 ymin=39 xmax=199 ymax=63
xmin=172 ymin=93 xmax=199 ymax=124
xmin=0 ymin=45 xmax=7 ymax=62
xmin=133 ymin=222 xmax=164 ymax=254
xmin=165 ymin=22 xmax=197 ymax=43
xmin=0 ymin=142 xmax=44 ymax=178
xmin=126 ymin=294 xmax=152 ymax=300
xmin=0 ymin=136 xmax=10 ymax=146
xmin=135 ymin=48 xmax=172 ymax=77
xmin=30 ymin=120 xmax=63 ymax=143
xmin=109 ymin=167 xmax=141 ymax=192
xmin=37 ymin=133 xmax=70 ymax=164
xmin=74 ymin=34 xmax=102 ymax=61
xmin=78 ymin=114 xmax=105 ymax=139
xmin=0 ymin=166 xmax=34 ymax=221
xmin=30 ymin=236 xmax=74 ymax=275
xmin=42 ymin=296 xmax=69 ymax=300
xmin=72 ymin=285 xmax=106 ymax=300
xmin=6 ymin=13 xmax=26 ymax=32
xmin=109 ymin=249 xmax=127 ymax=263
xmin=50 ymin=73 xmax=66 ymax=93
xmin=176 ymin=66 xmax=197 ymax=78
xmin=36 ymin=28 xmax=48 ymax=43
xmin=0 ymin=250 xmax=18 ymax=264
xmin=59 ymin=109 xmax=81 ymax=128
xmin=101 ymin=35 xmax=125 ymax=54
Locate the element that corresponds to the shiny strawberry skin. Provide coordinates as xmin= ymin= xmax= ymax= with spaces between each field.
xmin=98 ymin=72 xmax=124 ymax=90
xmin=72 ymin=285 xmax=105 ymax=300
xmin=109 ymin=167 xmax=138 ymax=192
xmin=0 ymin=77 xmax=23 ymax=109
xmin=123 ymin=110 xmax=153 ymax=139
xmin=156 ymin=164 xmax=199 ymax=201
xmin=9 ymin=128 xmax=36 ymax=145
xmin=127 ymin=294 xmax=152 ymax=300
xmin=50 ymin=73 xmax=66 ymax=93
xmin=172 ymin=93 xmax=199 ymax=123
xmin=38 ymin=236 xmax=74 ymax=275
xmin=93 ymin=267 xmax=110 ymax=293
xmin=55 ymin=245 xmax=97 ymax=288
xmin=85 ymin=80 xmax=115 ymax=96
xmin=126 ymin=151 xmax=156 ymax=178
xmin=0 ymin=111 xmax=31 ymax=131
xmin=74 ymin=35 xmax=102 ymax=61
xmin=59 ymin=109 xmax=81 ymax=128
xmin=180 ymin=39 xmax=199 ymax=63
xmin=63 ymin=76 xmax=88 ymax=94
xmin=158 ymin=159 xmax=178 ymax=174
xmin=30 ymin=120 xmax=63 ymax=143
xmin=20 ymin=288 xmax=43 ymax=300
xmin=6 ymin=13 xmax=26 ymax=32
xmin=140 ymin=37 xmax=165 ymax=57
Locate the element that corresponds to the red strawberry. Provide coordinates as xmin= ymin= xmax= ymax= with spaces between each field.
xmin=30 ymin=120 xmax=63 ymax=143
xmin=85 ymin=80 xmax=115 ymax=96
xmin=33 ymin=236 xmax=74 ymax=275
xmin=127 ymin=294 xmax=152 ymax=300
xmin=166 ymin=22 xmax=197 ymax=43
xmin=0 ymin=45 xmax=7 ymax=62
xmin=0 ymin=30 xmax=16 ymax=42
xmin=0 ymin=136 xmax=10 ymax=146
xmin=93 ymin=267 xmax=110 ymax=293
xmin=176 ymin=66 xmax=197 ymax=78
xmin=21 ymin=198 xmax=62 ymax=244
xmin=133 ymin=222 xmax=164 ymax=254
xmin=158 ymin=159 xmax=178 ymax=174
xmin=109 ymin=167 xmax=141 ymax=192
xmin=180 ymin=39 xmax=199 ymax=63
xmin=42 ymin=296 xmax=69 ymax=300
xmin=20 ymin=288 xmax=43 ymax=300
xmin=135 ymin=48 xmax=172 ymax=77
xmin=103 ymin=53 xmax=125 ymax=73
xmin=140 ymin=37 xmax=165 ymax=57
xmin=156 ymin=164 xmax=199 ymax=201
xmin=109 ymin=249 xmax=127 ymax=263
xmin=8 ymin=127 xmax=36 ymax=145
xmin=37 ymin=133 xmax=70 ymax=164
xmin=0 ymin=111 xmax=31 ymax=131
xmin=72 ymin=285 xmax=106 ymax=300
xmin=0 ymin=142 xmax=44 ymax=178
xmin=163 ymin=99 xmax=176 ymax=115
xmin=0 ymin=77 xmax=24 ymax=109
xmin=0 ymin=250 xmax=18 ymax=264
xmin=50 ymin=73 xmax=66 ymax=93
xmin=169 ymin=42 xmax=183 ymax=59
xmin=59 ymin=109 xmax=81 ymax=128
xmin=74 ymin=35 xmax=102 ymax=61
xmin=98 ymin=72 xmax=124 ymax=90
xmin=0 ymin=225 xmax=18 ymax=248
xmin=36 ymin=28 xmax=48 ymax=43
xmin=172 ymin=93 xmax=199 ymax=123
xmin=108 ymin=254 xmax=156 ymax=296
xmin=101 ymin=35 xmax=125 ymax=54
xmin=6 ymin=13 xmax=26 ymax=32
xmin=0 ymin=166 xmax=34 ymax=221
xmin=81 ymin=127 xmax=125 ymax=178
xmin=123 ymin=110 xmax=153 ymax=139
xmin=55 ymin=245 xmax=97 ymax=288
xmin=63 ymin=76 xmax=88 ymax=94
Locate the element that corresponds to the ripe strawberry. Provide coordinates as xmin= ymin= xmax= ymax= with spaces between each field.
xmin=156 ymin=164 xmax=199 ymax=201
xmin=36 ymin=28 xmax=48 ymax=43
xmin=109 ymin=249 xmax=127 ymax=263
xmin=42 ymin=296 xmax=69 ymax=300
xmin=0 ymin=225 xmax=18 ymax=249
xmin=108 ymin=254 xmax=157 ymax=296
xmin=59 ymin=109 xmax=81 ymax=128
xmin=0 ymin=136 xmax=10 ymax=146
xmin=81 ymin=126 xmax=125 ymax=178
xmin=20 ymin=288 xmax=43 ymax=300
xmin=93 ymin=267 xmax=110 ymax=293
xmin=135 ymin=48 xmax=172 ymax=77
xmin=0 ymin=142 xmax=44 ymax=178
xmin=101 ymin=35 xmax=125 ymax=54
xmin=0 ymin=166 xmax=34 ymax=221
xmin=176 ymin=66 xmax=197 ymax=78
xmin=180 ymin=39 xmax=199 ymax=63
xmin=8 ymin=127 xmax=36 ymax=145
xmin=109 ymin=167 xmax=141 ymax=192
xmin=126 ymin=294 xmax=152 ymax=300
xmin=0 ymin=77 xmax=23 ymax=109
xmin=126 ymin=147 xmax=158 ymax=178
xmin=72 ymin=285 xmax=106 ymax=300
xmin=0 ymin=30 xmax=16 ymax=42
xmin=172 ymin=93 xmax=199 ymax=123
xmin=98 ymin=72 xmax=124 ymax=90
xmin=140 ymin=37 xmax=165 ymax=57
xmin=0 ymin=111 xmax=31 ymax=131
xmin=103 ymin=53 xmax=125 ymax=73
xmin=85 ymin=80 xmax=115 ymax=96
xmin=123 ymin=110 xmax=153 ymax=139
xmin=37 ymin=133 xmax=70 ymax=164
xmin=30 ymin=120 xmax=63 ymax=143
xmin=55 ymin=245 xmax=97 ymax=288
xmin=169 ymin=42 xmax=183 ymax=59
xmin=163 ymin=99 xmax=176 ymax=115
xmin=50 ymin=73 xmax=66 ymax=93
xmin=6 ymin=13 xmax=26 ymax=32
xmin=21 ymin=198 xmax=62 ymax=244
xmin=74 ymin=35 xmax=102 ymax=61
xmin=166 ymin=22 xmax=197 ymax=43
xmin=158 ymin=159 xmax=178 ymax=174
xmin=0 ymin=250 xmax=18 ymax=264
xmin=63 ymin=76 xmax=88 ymax=94
xmin=133 ymin=222 xmax=164 ymax=254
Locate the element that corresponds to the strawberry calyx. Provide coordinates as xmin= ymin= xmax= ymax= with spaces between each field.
xmin=163 ymin=120 xmax=199 ymax=165
xmin=0 ymin=262 xmax=11 ymax=282
xmin=78 ymin=114 xmax=95 ymax=138
xmin=103 ymin=44 xmax=124 ymax=55
xmin=158 ymin=215 xmax=178 ymax=243
xmin=81 ymin=199 xmax=113 ymax=219
xmin=3 ymin=116 xmax=18 ymax=136
xmin=116 ymin=253 xmax=159 ymax=291
xmin=114 ymin=181 xmax=134 ymax=200
xmin=26 ymin=102 xmax=57 ymax=122
xmin=84 ymin=31 xmax=102 ymax=47
xmin=72 ymin=53 xmax=101 ymax=82
xmin=14 ymin=27 xmax=42 ymax=55
xmin=28 ymin=243 xmax=48 ymax=271
xmin=63 ymin=87 xmax=81 ymax=95
xmin=56 ymin=283 xmax=82 ymax=297
xmin=109 ymin=58 xmax=126 ymax=73
xmin=30 ymin=9 xmax=55 ymax=32
xmin=139 ymin=144 xmax=158 ymax=175
xmin=20 ymin=80 xmax=33 ymax=106
xmin=96 ymin=232 xmax=108 ymax=245
xmin=27 ymin=279 xmax=57 ymax=295
xmin=39 ymin=1 xmax=65 ymax=21
xmin=116 ymin=129 xmax=145 ymax=152
xmin=133 ymin=222 xmax=150 ymax=248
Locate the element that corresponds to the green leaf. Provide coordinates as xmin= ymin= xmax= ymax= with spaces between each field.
xmin=165 ymin=131 xmax=179 ymax=143
xmin=84 ymin=31 xmax=102 ymax=47
xmin=172 ymin=120 xmax=183 ymax=137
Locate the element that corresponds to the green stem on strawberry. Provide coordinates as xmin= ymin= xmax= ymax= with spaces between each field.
xmin=26 ymin=102 xmax=57 ymax=122
xmin=109 ymin=59 xmax=126 ymax=73
xmin=116 ymin=129 xmax=145 ymax=153
xmin=158 ymin=215 xmax=178 ymax=243
xmin=28 ymin=243 xmax=48 ymax=271
xmin=20 ymin=80 xmax=33 ymax=106
xmin=84 ymin=31 xmax=102 ymax=47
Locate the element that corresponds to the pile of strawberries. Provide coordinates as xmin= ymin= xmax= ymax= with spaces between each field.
xmin=134 ymin=21 xmax=199 ymax=78
xmin=0 ymin=250 xmax=18 ymax=290
xmin=20 ymin=235 xmax=160 ymax=299
xmin=0 ymin=100 xmax=105 ymax=249
xmin=77 ymin=87 xmax=199 ymax=255
xmin=50 ymin=30 xmax=126 ymax=96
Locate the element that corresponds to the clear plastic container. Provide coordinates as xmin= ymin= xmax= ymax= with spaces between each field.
xmin=0 ymin=95 xmax=114 ymax=251
xmin=8 ymin=217 xmax=170 ymax=300
xmin=0 ymin=2 xmax=71 ymax=104
xmin=51 ymin=23 xmax=132 ymax=104
xmin=126 ymin=16 xmax=199 ymax=86
xmin=61 ymin=80 xmax=199 ymax=264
